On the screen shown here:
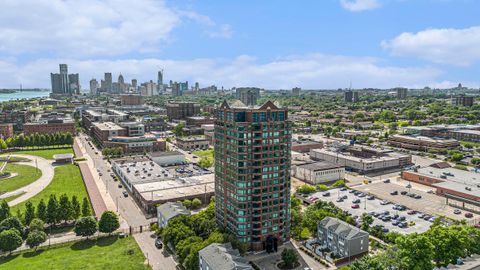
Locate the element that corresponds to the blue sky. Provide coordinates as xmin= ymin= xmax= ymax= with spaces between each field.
xmin=0 ymin=0 xmax=479 ymax=89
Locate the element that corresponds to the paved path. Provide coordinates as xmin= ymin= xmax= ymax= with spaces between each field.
xmin=134 ymin=232 xmax=177 ymax=270
xmin=0 ymin=154 xmax=55 ymax=206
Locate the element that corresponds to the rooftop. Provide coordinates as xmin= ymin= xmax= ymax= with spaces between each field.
xmin=297 ymin=161 xmax=342 ymax=171
xmin=199 ymin=243 xmax=252 ymax=270
xmin=157 ymin=202 xmax=190 ymax=220
xmin=93 ymin=121 xmax=124 ymax=131
xmin=319 ymin=217 xmax=368 ymax=240
xmin=414 ymin=166 xmax=480 ymax=187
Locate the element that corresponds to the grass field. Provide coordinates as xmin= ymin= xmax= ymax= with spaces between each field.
xmin=11 ymin=148 xmax=74 ymax=160
xmin=4 ymin=192 xmax=26 ymax=202
xmin=0 ymin=164 xmax=42 ymax=193
xmin=0 ymin=236 xmax=150 ymax=270
xmin=192 ymin=149 xmax=214 ymax=162
xmin=11 ymin=164 xmax=90 ymax=213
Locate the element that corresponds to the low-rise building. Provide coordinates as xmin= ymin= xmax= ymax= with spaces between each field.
xmin=317 ymin=217 xmax=369 ymax=259
xmin=120 ymin=94 xmax=143 ymax=106
xmin=176 ymin=136 xmax=209 ymax=151
xmin=186 ymin=116 xmax=215 ymax=127
xmin=292 ymin=140 xmax=323 ymax=153
xmin=294 ymin=161 xmax=345 ymax=184
xmin=449 ymin=129 xmax=480 ymax=143
xmin=23 ymin=119 xmax=76 ymax=136
xmin=53 ymin=153 xmax=75 ymax=164
xmin=310 ymin=146 xmax=411 ymax=174
xmin=157 ymin=202 xmax=190 ymax=228
xmin=0 ymin=123 xmax=14 ymax=139
xmin=106 ymin=136 xmax=166 ymax=153
xmin=199 ymin=243 xmax=252 ymax=270
xmin=148 ymin=151 xmax=185 ymax=166
xmin=388 ymin=134 xmax=460 ymax=151
xmin=166 ymin=102 xmax=200 ymax=120
xmin=91 ymin=122 xmax=127 ymax=146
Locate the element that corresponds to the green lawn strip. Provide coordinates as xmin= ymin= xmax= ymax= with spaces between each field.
xmin=9 ymin=148 xmax=74 ymax=160
xmin=4 ymin=192 xmax=26 ymax=203
xmin=192 ymin=149 xmax=214 ymax=162
xmin=0 ymin=156 xmax=31 ymax=162
xmin=0 ymin=236 xmax=150 ymax=270
xmin=11 ymin=164 xmax=90 ymax=213
xmin=0 ymin=164 xmax=42 ymax=194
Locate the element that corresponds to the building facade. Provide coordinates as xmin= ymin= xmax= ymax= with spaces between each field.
xmin=166 ymin=102 xmax=200 ymax=120
xmin=0 ymin=123 xmax=14 ymax=139
xmin=157 ymin=202 xmax=190 ymax=228
xmin=294 ymin=162 xmax=345 ymax=184
xmin=235 ymin=88 xmax=261 ymax=106
xmin=50 ymin=64 xmax=80 ymax=96
xmin=387 ymin=134 xmax=460 ymax=151
xmin=23 ymin=119 xmax=76 ymax=136
xmin=214 ymin=100 xmax=292 ymax=251
xmin=199 ymin=243 xmax=253 ymax=270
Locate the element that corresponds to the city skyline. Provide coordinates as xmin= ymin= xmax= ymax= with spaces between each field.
xmin=0 ymin=0 xmax=480 ymax=89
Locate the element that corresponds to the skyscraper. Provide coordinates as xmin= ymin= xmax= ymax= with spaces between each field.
xmin=214 ymin=100 xmax=292 ymax=252
xmin=104 ymin=72 xmax=112 ymax=92
xmin=236 ymin=88 xmax=261 ymax=106
xmin=157 ymin=70 xmax=163 ymax=91
xmin=89 ymin=79 xmax=98 ymax=95
xmin=50 ymin=64 xmax=79 ymax=95
xmin=396 ymin=87 xmax=408 ymax=100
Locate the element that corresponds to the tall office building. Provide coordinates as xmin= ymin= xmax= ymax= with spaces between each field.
xmin=104 ymin=72 xmax=112 ymax=92
xmin=214 ymin=100 xmax=292 ymax=252
xmin=236 ymin=87 xmax=261 ymax=106
xmin=131 ymin=79 xmax=138 ymax=89
xmin=50 ymin=64 xmax=79 ymax=95
xmin=396 ymin=87 xmax=408 ymax=100
xmin=344 ymin=90 xmax=359 ymax=103
xmin=157 ymin=70 xmax=163 ymax=92
xmin=89 ymin=79 xmax=99 ymax=95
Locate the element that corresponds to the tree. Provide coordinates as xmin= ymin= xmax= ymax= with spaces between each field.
xmin=0 ymin=200 xmax=10 ymax=222
xmin=300 ymin=227 xmax=311 ymax=240
xmin=173 ymin=123 xmax=185 ymax=137
xmin=46 ymin=195 xmax=58 ymax=225
xmin=297 ymin=184 xmax=316 ymax=194
xmin=57 ymin=194 xmax=72 ymax=223
xmin=396 ymin=233 xmax=434 ymax=270
xmin=29 ymin=218 xmax=45 ymax=232
xmin=360 ymin=213 xmax=374 ymax=231
xmin=71 ymin=196 xmax=81 ymax=220
xmin=0 ymin=138 xmax=7 ymax=150
xmin=26 ymin=230 xmax=47 ymax=250
xmin=0 ymin=217 xmax=24 ymax=236
xmin=98 ymin=211 xmax=120 ymax=235
xmin=36 ymin=199 xmax=47 ymax=222
xmin=24 ymin=201 xmax=36 ymax=226
xmin=281 ymin=248 xmax=298 ymax=269
xmin=182 ymin=200 xmax=192 ymax=209
xmin=191 ymin=198 xmax=202 ymax=209
xmin=81 ymin=197 xmax=91 ymax=217
xmin=0 ymin=229 xmax=22 ymax=253
xmin=74 ymin=216 xmax=97 ymax=239
xmin=197 ymin=157 xmax=213 ymax=168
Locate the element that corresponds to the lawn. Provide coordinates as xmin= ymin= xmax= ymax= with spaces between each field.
xmin=0 ymin=236 xmax=150 ymax=270
xmin=4 ymin=192 xmax=26 ymax=202
xmin=10 ymin=148 xmax=74 ymax=160
xmin=192 ymin=149 xmax=214 ymax=162
xmin=0 ymin=164 xmax=42 ymax=193
xmin=11 ymin=164 xmax=90 ymax=213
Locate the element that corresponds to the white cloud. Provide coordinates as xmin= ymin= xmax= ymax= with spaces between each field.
xmin=0 ymin=0 xmax=231 ymax=58
xmin=208 ymin=24 xmax=233 ymax=39
xmin=382 ymin=26 xmax=480 ymax=66
xmin=340 ymin=0 xmax=381 ymax=12
xmin=0 ymin=54 xmax=450 ymax=89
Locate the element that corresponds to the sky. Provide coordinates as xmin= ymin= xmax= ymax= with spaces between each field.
xmin=0 ymin=0 xmax=479 ymax=89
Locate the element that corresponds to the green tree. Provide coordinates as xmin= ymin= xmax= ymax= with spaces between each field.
xmin=0 ymin=216 xmax=24 ymax=235
xmin=36 ymin=199 xmax=47 ymax=222
xmin=300 ymin=227 xmax=311 ymax=240
xmin=0 ymin=200 xmax=11 ymax=221
xmin=281 ymin=248 xmax=299 ymax=269
xmin=81 ymin=197 xmax=91 ymax=217
xmin=26 ymin=230 xmax=47 ymax=250
xmin=71 ymin=195 xmax=81 ymax=220
xmin=0 ymin=228 xmax=22 ymax=253
xmin=182 ymin=200 xmax=192 ymax=209
xmin=0 ymin=138 xmax=7 ymax=150
xmin=197 ymin=157 xmax=213 ymax=168
xmin=74 ymin=216 xmax=97 ymax=239
xmin=98 ymin=211 xmax=120 ymax=235
xmin=29 ymin=218 xmax=45 ymax=232
xmin=297 ymin=184 xmax=316 ymax=194
xmin=191 ymin=198 xmax=202 ymax=209
xmin=46 ymin=195 xmax=58 ymax=225
xmin=24 ymin=201 xmax=36 ymax=226
xmin=360 ymin=213 xmax=374 ymax=231
xmin=57 ymin=194 xmax=72 ymax=223
xmin=173 ymin=123 xmax=185 ymax=137
xmin=396 ymin=233 xmax=434 ymax=270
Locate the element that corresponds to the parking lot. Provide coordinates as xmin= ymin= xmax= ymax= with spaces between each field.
xmin=355 ymin=180 xmax=477 ymax=222
xmin=309 ymin=188 xmax=433 ymax=234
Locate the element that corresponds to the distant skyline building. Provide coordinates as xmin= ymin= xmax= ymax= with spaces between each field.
xmin=157 ymin=70 xmax=163 ymax=92
xmin=214 ymin=100 xmax=292 ymax=252
xmin=131 ymin=79 xmax=137 ymax=89
xmin=396 ymin=87 xmax=408 ymax=100
xmin=291 ymin=87 xmax=301 ymax=96
xmin=344 ymin=90 xmax=359 ymax=103
xmin=236 ymin=87 xmax=261 ymax=106
xmin=104 ymin=72 xmax=112 ymax=92
xmin=50 ymin=64 xmax=79 ymax=96
xmin=89 ymin=78 xmax=98 ymax=95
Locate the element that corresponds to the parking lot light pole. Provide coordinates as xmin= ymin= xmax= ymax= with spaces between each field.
xmin=364 ymin=197 xmax=367 ymax=210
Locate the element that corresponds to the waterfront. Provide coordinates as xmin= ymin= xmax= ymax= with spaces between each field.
xmin=0 ymin=91 xmax=49 ymax=102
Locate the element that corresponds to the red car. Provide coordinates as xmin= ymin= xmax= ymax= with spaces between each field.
xmin=465 ymin=213 xmax=473 ymax=218
xmin=351 ymin=204 xmax=360 ymax=209
xmin=407 ymin=210 xmax=417 ymax=215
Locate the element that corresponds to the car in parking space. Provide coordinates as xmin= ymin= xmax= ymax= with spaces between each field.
xmin=427 ymin=190 xmax=434 ymax=194
xmin=373 ymin=212 xmax=381 ymax=217
xmin=392 ymin=214 xmax=399 ymax=220
xmin=390 ymin=191 xmax=398 ymax=196
xmin=418 ymin=213 xmax=426 ymax=219
xmin=118 ymin=184 xmax=123 ymax=188
xmin=336 ymin=198 xmax=344 ymax=202
xmin=349 ymin=190 xmax=356 ymax=194
xmin=398 ymin=216 xmax=406 ymax=221
xmin=341 ymin=195 xmax=348 ymax=200
xmin=465 ymin=213 xmax=474 ymax=218
xmin=407 ymin=210 xmax=417 ymax=215
xmin=383 ymin=179 xmax=391 ymax=183
xmin=454 ymin=209 xmax=462 ymax=215
xmin=369 ymin=211 xmax=376 ymax=216
xmin=358 ymin=193 xmax=366 ymax=197
xmin=428 ymin=217 xmax=436 ymax=222
xmin=352 ymin=199 xmax=361 ymax=204
xmin=351 ymin=204 xmax=360 ymax=209
xmin=398 ymin=222 xmax=407 ymax=228
xmin=407 ymin=193 xmax=416 ymax=198
xmin=380 ymin=200 xmax=390 ymax=205
xmin=340 ymin=187 xmax=347 ymax=191
xmin=354 ymin=191 xmax=361 ymax=196
xmin=367 ymin=195 xmax=375 ymax=200
xmin=392 ymin=220 xmax=400 ymax=226
xmin=122 ymin=191 xmax=128 ymax=197
xmin=322 ymin=192 xmax=330 ymax=197
xmin=406 ymin=184 xmax=412 ymax=188
xmin=381 ymin=216 xmax=391 ymax=222
xmin=155 ymin=238 xmax=163 ymax=249
xmin=400 ymin=191 xmax=408 ymax=195
xmin=414 ymin=194 xmax=422 ymax=199
xmin=408 ymin=221 xmax=416 ymax=226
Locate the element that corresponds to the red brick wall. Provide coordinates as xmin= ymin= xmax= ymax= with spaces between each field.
xmin=401 ymin=171 xmax=443 ymax=186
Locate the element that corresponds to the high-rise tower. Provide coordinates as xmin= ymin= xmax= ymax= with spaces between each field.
xmin=214 ymin=100 xmax=292 ymax=252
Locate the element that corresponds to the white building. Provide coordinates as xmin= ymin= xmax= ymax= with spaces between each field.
xmin=148 ymin=151 xmax=185 ymax=166
xmin=157 ymin=202 xmax=190 ymax=228
xmin=295 ymin=161 xmax=345 ymax=184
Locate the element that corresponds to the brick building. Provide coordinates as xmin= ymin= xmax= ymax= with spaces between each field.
xmin=166 ymin=102 xmax=200 ymax=120
xmin=23 ymin=119 xmax=76 ymax=136
xmin=120 ymin=94 xmax=143 ymax=106
xmin=0 ymin=124 xmax=14 ymax=139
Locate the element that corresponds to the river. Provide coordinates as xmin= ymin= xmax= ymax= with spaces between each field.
xmin=0 ymin=91 xmax=50 ymax=102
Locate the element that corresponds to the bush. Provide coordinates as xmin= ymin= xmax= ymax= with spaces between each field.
xmin=297 ymin=184 xmax=316 ymax=194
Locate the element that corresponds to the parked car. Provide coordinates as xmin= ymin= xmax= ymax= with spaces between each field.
xmin=427 ymin=190 xmax=434 ymax=194
xmin=400 ymin=191 xmax=408 ymax=195
xmin=408 ymin=221 xmax=416 ymax=226
xmin=349 ymin=190 xmax=356 ymax=194
xmin=407 ymin=210 xmax=417 ymax=215
xmin=418 ymin=213 xmax=426 ymax=219
xmin=358 ymin=193 xmax=366 ymax=198
xmin=342 ymin=195 xmax=348 ymax=199
xmin=392 ymin=220 xmax=400 ymax=226
xmin=340 ymin=187 xmax=347 ymax=191
xmin=118 ymin=184 xmax=123 ymax=188
xmin=414 ymin=194 xmax=422 ymax=199
xmin=465 ymin=213 xmax=474 ymax=218
xmin=383 ymin=179 xmax=391 ymax=183
xmin=390 ymin=191 xmax=398 ymax=196
xmin=155 ymin=238 xmax=163 ymax=249
xmin=398 ymin=222 xmax=407 ymax=228
xmin=380 ymin=200 xmax=390 ymax=205
xmin=336 ymin=198 xmax=344 ymax=202
xmin=351 ymin=204 xmax=360 ymax=209
xmin=352 ymin=199 xmax=361 ymax=204
xmin=367 ymin=195 xmax=375 ymax=200
xmin=454 ymin=209 xmax=462 ymax=215
xmin=122 ymin=191 xmax=128 ymax=197
xmin=322 ymin=192 xmax=330 ymax=197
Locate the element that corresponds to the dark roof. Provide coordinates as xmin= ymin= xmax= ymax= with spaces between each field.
xmin=430 ymin=162 xmax=451 ymax=169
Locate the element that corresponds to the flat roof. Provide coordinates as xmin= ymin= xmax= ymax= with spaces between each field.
xmin=451 ymin=129 xmax=480 ymax=135
xmin=415 ymin=166 xmax=480 ymax=186
xmin=312 ymin=148 xmax=409 ymax=163
xmin=148 ymin=151 xmax=184 ymax=158
xmin=53 ymin=153 xmax=74 ymax=159
xmin=297 ymin=161 xmax=343 ymax=171
xmin=93 ymin=122 xmax=124 ymax=131
xmin=391 ymin=134 xmax=459 ymax=143
xmin=433 ymin=181 xmax=480 ymax=198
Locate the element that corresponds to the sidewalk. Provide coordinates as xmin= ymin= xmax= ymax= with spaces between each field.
xmin=134 ymin=231 xmax=177 ymax=270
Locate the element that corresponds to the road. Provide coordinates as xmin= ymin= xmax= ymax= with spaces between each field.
xmin=77 ymin=133 xmax=177 ymax=270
